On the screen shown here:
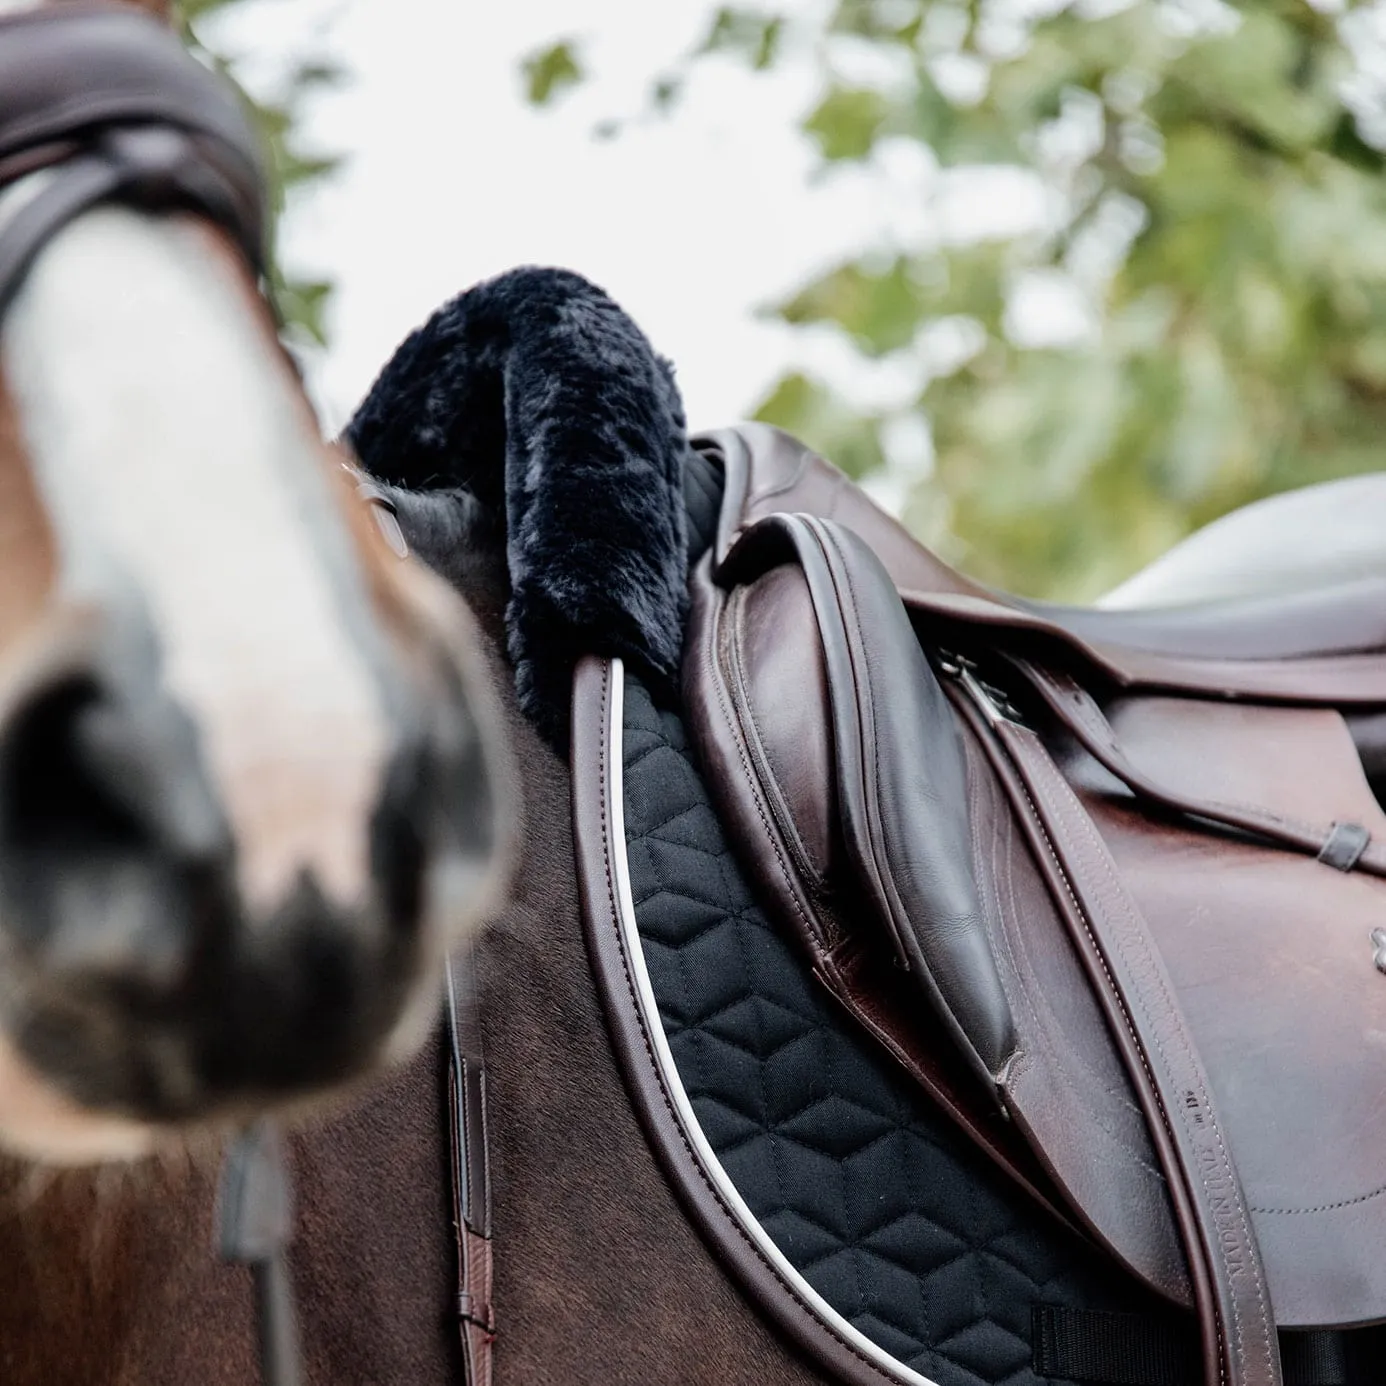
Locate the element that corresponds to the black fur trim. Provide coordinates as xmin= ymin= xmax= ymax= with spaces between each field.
xmin=346 ymin=266 xmax=691 ymax=745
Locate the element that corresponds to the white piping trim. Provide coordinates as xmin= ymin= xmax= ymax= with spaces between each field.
xmin=604 ymin=659 xmax=941 ymax=1386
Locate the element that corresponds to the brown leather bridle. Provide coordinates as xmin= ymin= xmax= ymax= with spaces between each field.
xmin=0 ymin=6 xmax=288 ymax=1384
xmin=0 ymin=2 xmax=266 ymax=317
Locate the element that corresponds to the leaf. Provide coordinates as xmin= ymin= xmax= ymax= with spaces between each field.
xmin=522 ymin=40 xmax=585 ymax=107
xmin=829 ymin=0 xmax=926 ymax=45
xmin=754 ymin=373 xmax=886 ymax=478
xmin=698 ymin=8 xmax=787 ymax=68
xmin=273 ymin=277 xmax=333 ymax=347
xmin=1329 ymin=112 xmax=1386 ymax=175
xmin=775 ymin=257 xmax=933 ymax=354
xmin=286 ymin=59 xmax=348 ymax=93
xmin=566 ymin=0 xmax=1386 ymax=600
xmin=803 ymin=85 xmax=894 ymax=161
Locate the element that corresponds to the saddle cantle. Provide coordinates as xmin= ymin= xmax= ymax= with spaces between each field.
xmin=683 ymin=423 xmax=1386 ymax=1386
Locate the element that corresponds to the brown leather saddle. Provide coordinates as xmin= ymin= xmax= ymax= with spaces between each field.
xmin=684 ymin=423 xmax=1386 ymax=1386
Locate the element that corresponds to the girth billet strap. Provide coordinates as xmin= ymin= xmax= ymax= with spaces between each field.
xmin=0 ymin=3 xmax=267 ymax=319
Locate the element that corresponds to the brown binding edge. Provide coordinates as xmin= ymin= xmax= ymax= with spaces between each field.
xmin=571 ymin=654 xmax=943 ymax=1386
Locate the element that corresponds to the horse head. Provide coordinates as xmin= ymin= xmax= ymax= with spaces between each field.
xmin=0 ymin=0 xmax=506 ymax=1163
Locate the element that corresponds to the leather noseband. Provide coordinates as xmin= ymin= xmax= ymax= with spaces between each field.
xmin=0 ymin=2 xmax=267 ymax=320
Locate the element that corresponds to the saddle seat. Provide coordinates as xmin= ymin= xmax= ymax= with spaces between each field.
xmin=707 ymin=423 xmax=1386 ymax=671
xmin=683 ymin=424 xmax=1386 ymax=1386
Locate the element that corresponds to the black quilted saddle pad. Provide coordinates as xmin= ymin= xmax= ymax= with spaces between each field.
xmin=618 ymin=673 xmax=1172 ymax=1386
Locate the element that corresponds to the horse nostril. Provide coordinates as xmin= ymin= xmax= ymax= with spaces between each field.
xmin=0 ymin=671 xmax=230 ymax=965
xmin=1 ymin=679 xmax=145 ymax=859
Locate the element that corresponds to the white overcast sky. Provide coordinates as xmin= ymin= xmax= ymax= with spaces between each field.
xmin=207 ymin=0 xmax=929 ymax=435
xmin=205 ymin=0 xmax=1386 ymax=452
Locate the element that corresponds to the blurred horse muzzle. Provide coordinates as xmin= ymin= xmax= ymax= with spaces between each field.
xmin=0 ymin=585 xmax=502 ymax=1156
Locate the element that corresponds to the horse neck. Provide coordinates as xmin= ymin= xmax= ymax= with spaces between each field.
xmin=0 ymin=1153 xmax=217 ymax=1386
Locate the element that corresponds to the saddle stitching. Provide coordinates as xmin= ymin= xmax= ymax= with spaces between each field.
xmin=821 ymin=523 xmax=907 ymax=950
xmin=749 ymin=448 xmax=814 ymax=507
xmin=704 ymin=591 xmax=826 ymax=953
xmin=1248 ymin=1180 xmax=1386 ymax=1216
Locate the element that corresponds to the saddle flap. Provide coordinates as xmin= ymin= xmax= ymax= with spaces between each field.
xmin=1065 ymin=700 xmax=1386 ymax=1328
xmin=1107 ymin=695 xmax=1386 ymax=845
xmin=684 ymin=425 xmax=1386 ymax=1386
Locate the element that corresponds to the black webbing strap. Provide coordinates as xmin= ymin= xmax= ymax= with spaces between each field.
xmin=217 ymin=1120 xmax=302 ymax=1386
xmin=1033 ymin=1308 xmax=1386 ymax=1386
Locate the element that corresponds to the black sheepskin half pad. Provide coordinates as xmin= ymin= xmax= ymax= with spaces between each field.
xmin=346 ymin=266 xmax=691 ymax=746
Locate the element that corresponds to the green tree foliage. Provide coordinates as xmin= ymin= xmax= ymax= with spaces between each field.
xmin=522 ymin=38 xmax=586 ymax=106
xmin=175 ymin=0 xmax=343 ymax=345
xmin=543 ymin=1 xmax=1386 ymax=599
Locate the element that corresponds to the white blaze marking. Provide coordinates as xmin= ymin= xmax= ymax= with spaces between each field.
xmin=1 ymin=208 xmax=390 ymax=910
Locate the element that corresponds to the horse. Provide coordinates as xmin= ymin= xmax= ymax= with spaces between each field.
xmin=13 ymin=262 xmax=1386 ymax=1386
xmin=0 ymin=0 xmax=505 ymax=1172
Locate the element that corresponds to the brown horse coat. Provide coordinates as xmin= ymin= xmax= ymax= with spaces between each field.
xmin=0 ymin=635 xmax=829 ymax=1383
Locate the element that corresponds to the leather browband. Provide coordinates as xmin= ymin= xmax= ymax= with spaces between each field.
xmin=0 ymin=3 xmax=267 ymax=320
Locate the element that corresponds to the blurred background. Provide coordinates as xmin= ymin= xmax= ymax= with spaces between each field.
xmin=179 ymin=0 xmax=1386 ymax=600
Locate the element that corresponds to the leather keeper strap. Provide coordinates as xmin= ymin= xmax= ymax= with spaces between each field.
xmin=992 ymin=715 xmax=1281 ymax=1386
xmin=1008 ymin=658 xmax=1386 ymax=877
